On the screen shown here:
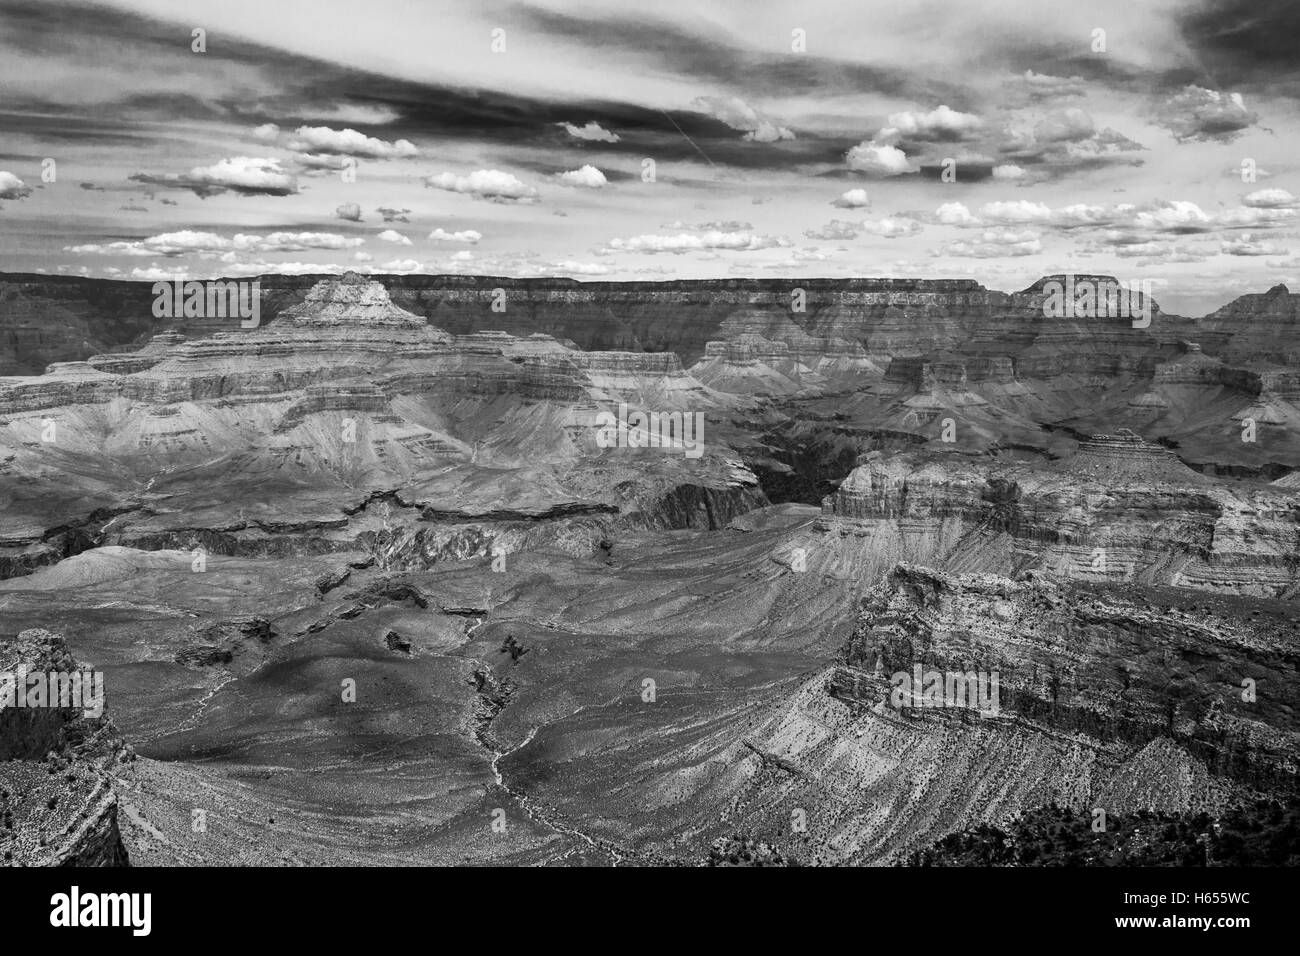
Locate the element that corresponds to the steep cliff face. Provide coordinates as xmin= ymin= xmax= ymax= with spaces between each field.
xmin=0 ymin=271 xmax=1192 ymax=375
xmin=0 ymin=629 xmax=131 ymax=866
xmin=816 ymin=431 xmax=1300 ymax=596
xmin=838 ymin=565 xmax=1298 ymax=788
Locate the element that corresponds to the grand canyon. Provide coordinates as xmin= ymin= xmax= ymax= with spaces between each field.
xmin=1 ymin=269 xmax=1296 ymax=866
xmin=3 ymin=0 xmax=1299 ymax=885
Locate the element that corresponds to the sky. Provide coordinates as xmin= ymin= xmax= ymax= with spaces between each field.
xmin=1 ymin=0 xmax=1299 ymax=314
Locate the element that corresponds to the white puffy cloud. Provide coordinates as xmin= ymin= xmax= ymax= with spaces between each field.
xmin=336 ymin=202 xmax=362 ymax=222
xmin=377 ymin=229 xmax=412 ymax=245
xmin=992 ymin=164 xmax=1027 ymax=182
xmin=1133 ymin=200 xmax=1212 ymax=232
xmin=934 ymin=201 xmax=980 ymax=226
xmin=135 ymin=157 xmax=297 ymax=196
xmin=557 ymin=121 xmax=620 ymax=143
xmin=845 ymin=142 xmax=913 ymax=176
xmin=425 ymin=169 xmax=539 ymax=203
xmin=251 ymin=124 xmax=279 ymax=141
xmin=745 ymin=121 xmax=796 ymax=143
xmin=878 ymin=105 xmax=983 ymax=141
xmin=428 ymin=228 xmax=482 ymax=244
xmin=1243 ymin=189 xmax=1298 ymax=209
xmin=0 ymin=171 xmax=32 ymax=201
xmin=832 ymin=188 xmax=870 ymax=208
xmin=288 ymin=126 xmax=418 ymax=158
xmin=556 ymin=164 xmax=607 ymax=188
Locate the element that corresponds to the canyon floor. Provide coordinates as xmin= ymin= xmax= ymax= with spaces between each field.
xmin=1 ymin=273 xmax=1297 ymax=866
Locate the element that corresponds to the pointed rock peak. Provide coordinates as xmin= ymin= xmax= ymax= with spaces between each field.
xmin=278 ymin=274 xmax=426 ymax=328
xmin=1266 ymin=283 xmax=1290 ymax=296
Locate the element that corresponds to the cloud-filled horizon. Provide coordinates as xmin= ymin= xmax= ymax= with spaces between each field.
xmin=3 ymin=0 xmax=1300 ymax=315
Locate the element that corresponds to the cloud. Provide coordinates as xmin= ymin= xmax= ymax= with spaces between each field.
xmin=805 ymin=220 xmax=860 ymax=240
xmin=943 ymin=228 xmax=1042 ymax=258
xmin=336 ymin=202 xmax=363 ymax=222
xmin=1051 ymin=203 xmax=1131 ymax=229
xmin=556 ymin=164 xmax=608 ymax=188
xmin=557 ymin=121 xmax=620 ymax=143
xmin=1243 ymin=189 xmax=1298 ymax=209
xmin=1216 ymin=205 xmax=1297 ymax=228
xmin=992 ymin=164 xmax=1028 ymax=182
xmin=878 ymin=105 xmax=982 ymax=142
xmin=378 ymin=207 xmax=411 ymax=222
xmin=429 ymin=228 xmax=482 ymax=243
xmin=845 ymin=142 xmax=913 ymax=176
xmin=1032 ymin=108 xmax=1096 ymax=144
xmin=859 ymin=217 xmax=923 ymax=238
xmin=832 ymin=188 xmax=870 ymax=208
xmin=425 ymin=169 xmax=539 ymax=203
xmin=288 ymin=126 xmax=418 ymax=158
xmin=131 ymin=157 xmax=297 ymax=197
xmin=1222 ymin=234 xmax=1288 ymax=256
xmin=65 ymin=230 xmax=365 ymax=257
xmin=664 ymin=220 xmax=754 ymax=231
xmin=377 ymin=229 xmax=412 ymax=245
xmin=0 ymin=172 xmax=33 ymax=201
xmin=693 ymin=95 xmax=794 ymax=141
xmin=1133 ymin=200 xmax=1212 ymax=232
xmin=602 ymin=230 xmax=791 ymax=254
xmin=1011 ymin=71 xmax=1085 ymax=102
xmin=252 ymin=124 xmax=279 ymax=141
xmin=980 ymin=200 xmax=1053 ymax=223
xmin=1156 ymin=86 xmax=1258 ymax=143
xmin=934 ymin=201 xmax=980 ymax=226
xmin=379 ymin=258 xmax=425 ymax=273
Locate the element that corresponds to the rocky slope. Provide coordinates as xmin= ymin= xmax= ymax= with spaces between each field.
xmin=0 ymin=628 xmax=130 ymax=866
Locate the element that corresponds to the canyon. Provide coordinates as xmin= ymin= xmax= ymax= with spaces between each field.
xmin=0 ymin=270 xmax=1296 ymax=866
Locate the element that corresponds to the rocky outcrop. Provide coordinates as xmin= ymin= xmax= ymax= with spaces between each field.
xmin=0 ymin=629 xmax=130 ymax=866
xmin=817 ymin=431 xmax=1300 ymax=596
xmin=836 ymin=564 xmax=1299 ymax=789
